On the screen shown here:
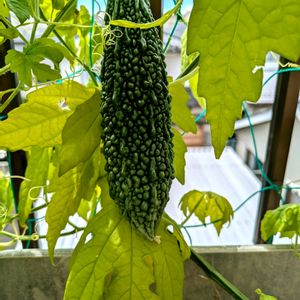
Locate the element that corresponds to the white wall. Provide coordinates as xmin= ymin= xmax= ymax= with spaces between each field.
xmin=236 ymin=119 xmax=300 ymax=183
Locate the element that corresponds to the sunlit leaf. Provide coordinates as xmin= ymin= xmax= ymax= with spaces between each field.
xmin=170 ymin=80 xmax=197 ymax=134
xmin=46 ymin=149 xmax=100 ymax=260
xmin=65 ymin=200 xmax=186 ymax=300
xmin=0 ymin=81 xmax=95 ymax=151
xmin=173 ymin=128 xmax=187 ymax=185
xmin=187 ymin=0 xmax=300 ymax=158
xmin=180 ymin=190 xmax=233 ymax=234
xmin=261 ymin=204 xmax=300 ymax=241
xmin=59 ymin=91 xmax=102 ymax=175
xmin=19 ymin=147 xmax=50 ymax=226
xmin=6 ymin=0 xmax=31 ymax=23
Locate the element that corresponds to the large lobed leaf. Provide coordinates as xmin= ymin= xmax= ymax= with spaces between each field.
xmin=180 ymin=190 xmax=233 ymax=234
xmin=261 ymin=204 xmax=300 ymax=241
xmin=0 ymin=81 xmax=95 ymax=151
xmin=65 ymin=201 xmax=188 ymax=300
xmin=187 ymin=0 xmax=300 ymax=158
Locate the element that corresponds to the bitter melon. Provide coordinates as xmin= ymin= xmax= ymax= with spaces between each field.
xmin=101 ymin=0 xmax=174 ymax=239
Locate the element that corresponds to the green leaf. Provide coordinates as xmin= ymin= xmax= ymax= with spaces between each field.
xmin=5 ymin=38 xmax=68 ymax=86
xmin=46 ymin=149 xmax=100 ymax=260
xmin=256 ymin=289 xmax=278 ymax=300
xmin=170 ymin=80 xmax=197 ymax=134
xmin=173 ymin=128 xmax=187 ymax=185
xmin=65 ymin=201 xmax=185 ymax=300
xmin=0 ymin=171 xmax=14 ymax=230
xmin=6 ymin=0 xmax=31 ymax=23
xmin=261 ymin=204 xmax=300 ymax=241
xmin=59 ymin=91 xmax=102 ymax=175
xmin=180 ymin=190 xmax=233 ymax=234
xmin=0 ymin=81 xmax=95 ymax=151
xmin=78 ymin=5 xmax=90 ymax=37
xmin=18 ymin=147 xmax=50 ymax=226
xmin=0 ymin=0 xmax=9 ymax=17
xmin=0 ymin=24 xmax=19 ymax=45
xmin=187 ymin=0 xmax=300 ymax=158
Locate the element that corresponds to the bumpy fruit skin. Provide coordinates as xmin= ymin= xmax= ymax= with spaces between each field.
xmin=101 ymin=0 xmax=174 ymax=239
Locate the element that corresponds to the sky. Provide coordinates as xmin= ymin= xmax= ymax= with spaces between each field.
xmin=78 ymin=0 xmax=193 ymax=13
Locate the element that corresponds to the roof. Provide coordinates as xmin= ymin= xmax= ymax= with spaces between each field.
xmin=166 ymin=147 xmax=262 ymax=246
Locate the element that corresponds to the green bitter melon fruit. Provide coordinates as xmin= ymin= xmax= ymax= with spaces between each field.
xmin=101 ymin=0 xmax=174 ymax=239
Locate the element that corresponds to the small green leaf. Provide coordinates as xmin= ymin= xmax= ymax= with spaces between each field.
xmin=255 ymin=289 xmax=278 ymax=300
xmin=0 ymin=81 xmax=95 ymax=151
xmin=173 ymin=128 xmax=187 ymax=185
xmin=180 ymin=190 xmax=233 ymax=234
xmin=78 ymin=5 xmax=90 ymax=37
xmin=59 ymin=91 xmax=102 ymax=175
xmin=0 ymin=24 xmax=19 ymax=45
xmin=46 ymin=149 xmax=100 ymax=260
xmin=187 ymin=0 xmax=300 ymax=158
xmin=19 ymin=147 xmax=50 ymax=226
xmin=65 ymin=201 xmax=185 ymax=300
xmin=261 ymin=204 xmax=300 ymax=241
xmin=170 ymin=80 xmax=197 ymax=134
xmin=5 ymin=38 xmax=68 ymax=86
xmin=0 ymin=0 xmax=9 ymax=17
xmin=6 ymin=0 xmax=31 ymax=23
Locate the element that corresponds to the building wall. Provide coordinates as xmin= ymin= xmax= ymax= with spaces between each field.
xmin=236 ymin=119 xmax=300 ymax=183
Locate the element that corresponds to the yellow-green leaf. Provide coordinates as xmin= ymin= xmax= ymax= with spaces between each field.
xmin=59 ymin=91 xmax=102 ymax=175
xmin=46 ymin=150 xmax=100 ymax=260
xmin=261 ymin=204 xmax=300 ymax=241
xmin=187 ymin=0 xmax=300 ymax=158
xmin=65 ymin=201 xmax=185 ymax=300
xmin=0 ymin=81 xmax=95 ymax=151
xmin=19 ymin=147 xmax=50 ymax=226
xmin=180 ymin=190 xmax=233 ymax=234
xmin=170 ymin=80 xmax=197 ymax=134
xmin=173 ymin=128 xmax=187 ymax=185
